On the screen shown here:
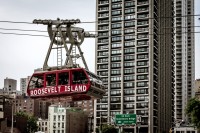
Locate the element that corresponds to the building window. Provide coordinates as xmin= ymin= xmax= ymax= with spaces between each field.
xmin=111 ymin=76 xmax=121 ymax=81
xmin=111 ymin=56 xmax=121 ymax=61
xmin=125 ymin=1 xmax=134 ymax=7
xmin=98 ymin=64 xmax=108 ymax=69
xmin=137 ymin=67 xmax=148 ymax=73
xmin=98 ymin=45 xmax=108 ymax=50
xmin=112 ymin=0 xmax=121 ymax=2
xmin=112 ymin=23 xmax=121 ymax=28
xmin=125 ymin=8 xmax=134 ymax=14
xmin=125 ymin=41 xmax=135 ymax=47
xmin=112 ymin=16 xmax=122 ymax=21
xmin=124 ymin=55 xmax=134 ymax=60
xmin=112 ymin=43 xmax=121 ymax=48
xmin=137 ymin=41 xmax=149 ymax=46
xmin=124 ymin=62 xmax=134 ymax=67
xmin=112 ymin=3 xmax=122 ymax=9
xmin=98 ymin=58 xmax=108 ymax=63
xmin=138 ymin=14 xmax=149 ymax=18
xmin=137 ymin=88 xmax=148 ymax=94
xmin=124 ymin=75 xmax=134 ymax=81
xmin=125 ymin=35 xmax=134 ymax=40
xmin=98 ymin=13 xmax=109 ymax=17
xmin=111 ymin=69 xmax=121 ymax=75
xmin=137 ymin=75 xmax=148 ymax=80
xmin=137 ymin=96 xmax=148 ymax=101
xmin=124 ymin=96 xmax=134 ymax=102
xmin=124 ymin=48 xmax=134 ymax=54
xmin=112 ymin=10 xmax=122 ymax=15
xmin=124 ymin=15 xmax=135 ymax=20
xmin=137 ymin=82 xmax=148 ymax=87
xmin=58 ymin=122 xmax=60 ymax=127
xmin=125 ymin=21 xmax=135 ymax=26
xmin=137 ymin=47 xmax=148 ymax=52
xmin=111 ymin=63 xmax=121 ymax=68
xmin=124 ymin=82 xmax=134 ymax=87
xmin=137 ymin=34 xmax=148 ymax=39
xmin=124 ymin=89 xmax=134 ymax=95
xmin=137 ymin=54 xmax=148 ymax=59
xmin=112 ymin=36 xmax=122 ymax=41
xmin=125 ymin=28 xmax=134 ymax=34
xmin=137 ymin=102 xmax=148 ymax=108
xmin=111 ymin=49 xmax=121 ymax=55
xmin=137 ymin=20 xmax=148 ymax=25
xmin=112 ymin=30 xmax=121 ymax=35
xmin=111 ymin=90 xmax=121 ymax=96
xmin=111 ymin=83 xmax=121 ymax=88
xmin=137 ymin=61 xmax=148 ymax=66
xmin=98 ymin=26 xmax=109 ymax=30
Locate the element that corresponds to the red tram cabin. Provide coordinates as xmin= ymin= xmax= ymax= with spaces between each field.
xmin=27 ymin=68 xmax=106 ymax=101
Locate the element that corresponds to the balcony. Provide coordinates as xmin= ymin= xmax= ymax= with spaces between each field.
xmin=137 ymin=27 xmax=148 ymax=33
xmin=137 ymin=7 xmax=149 ymax=12
xmin=98 ymin=13 xmax=109 ymax=18
xmin=99 ymin=1 xmax=109 ymax=5
xmin=98 ymin=7 xmax=109 ymax=12
xmin=137 ymin=1 xmax=148 ymax=6
xmin=137 ymin=14 xmax=149 ymax=19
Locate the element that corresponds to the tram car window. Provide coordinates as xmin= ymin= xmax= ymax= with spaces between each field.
xmin=46 ymin=73 xmax=56 ymax=86
xmin=58 ymin=72 xmax=69 ymax=85
xmin=29 ymin=74 xmax=44 ymax=89
xmin=72 ymin=70 xmax=88 ymax=84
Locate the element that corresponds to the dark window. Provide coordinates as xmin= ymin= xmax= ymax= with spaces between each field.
xmin=58 ymin=72 xmax=69 ymax=85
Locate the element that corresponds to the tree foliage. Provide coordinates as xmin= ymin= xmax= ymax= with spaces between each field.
xmin=102 ymin=124 xmax=117 ymax=133
xmin=27 ymin=116 xmax=38 ymax=133
xmin=185 ymin=97 xmax=200 ymax=129
xmin=16 ymin=111 xmax=38 ymax=133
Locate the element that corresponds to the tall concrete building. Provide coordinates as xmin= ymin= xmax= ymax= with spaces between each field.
xmin=174 ymin=0 xmax=195 ymax=122
xmin=94 ymin=0 xmax=174 ymax=133
xmin=20 ymin=76 xmax=30 ymax=95
xmin=3 ymin=77 xmax=17 ymax=94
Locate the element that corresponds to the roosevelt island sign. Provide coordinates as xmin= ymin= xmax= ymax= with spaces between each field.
xmin=115 ymin=114 xmax=137 ymax=125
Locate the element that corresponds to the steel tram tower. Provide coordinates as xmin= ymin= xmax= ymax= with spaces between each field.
xmin=33 ymin=18 xmax=96 ymax=71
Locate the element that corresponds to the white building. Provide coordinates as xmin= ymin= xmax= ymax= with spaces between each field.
xmin=37 ymin=118 xmax=48 ymax=133
xmin=48 ymin=105 xmax=66 ymax=133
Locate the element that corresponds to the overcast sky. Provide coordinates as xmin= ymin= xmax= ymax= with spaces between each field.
xmin=0 ymin=0 xmax=200 ymax=89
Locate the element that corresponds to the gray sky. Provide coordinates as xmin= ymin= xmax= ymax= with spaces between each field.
xmin=0 ymin=0 xmax=200 ymax=89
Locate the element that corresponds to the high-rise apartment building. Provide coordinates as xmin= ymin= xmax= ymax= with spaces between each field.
xmin=20 ymin=76 xmax=31 ymax=95
xmin=95 ymin=0 xmax=174 ymax=133
xmin=174 ymin=0 xmax=195 ymax=122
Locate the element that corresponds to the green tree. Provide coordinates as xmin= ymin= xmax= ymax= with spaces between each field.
xmin=27 ymin=115 xmax=38 ymax=133
xmin=15 ymin=111 xmax=38 ymax=133
xmin=102 ymin=124 xmax=117 ymax=133
xmin=185 ymin=97 xmax=200 ymax=129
